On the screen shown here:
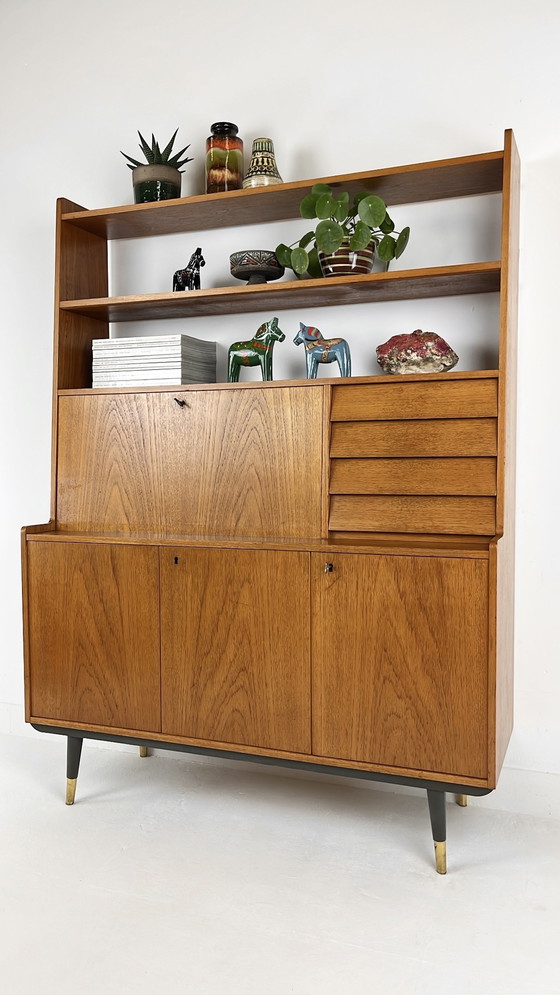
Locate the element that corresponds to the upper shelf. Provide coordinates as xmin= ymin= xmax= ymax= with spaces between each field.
xmin=60 ymin=262 xmax=501 ymax=321
xmin=61 ymin=149 xmax=505 ymax=241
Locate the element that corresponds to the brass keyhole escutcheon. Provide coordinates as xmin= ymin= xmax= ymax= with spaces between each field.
xmin=324 ymin=562 xmax=334 ymax=573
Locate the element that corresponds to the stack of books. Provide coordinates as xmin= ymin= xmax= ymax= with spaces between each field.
xmin=92 ymin=334 xmax=216 ymax=388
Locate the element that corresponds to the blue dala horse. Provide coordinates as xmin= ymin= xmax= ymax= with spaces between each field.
xmin=227 ymin=316 xmax=285 ymax=382
xmin=293 ymin=322 xmax=351 ymax=378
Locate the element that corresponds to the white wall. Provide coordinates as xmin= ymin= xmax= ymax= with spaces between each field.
xmin=1 ymin=0 xmax=559 ymax=814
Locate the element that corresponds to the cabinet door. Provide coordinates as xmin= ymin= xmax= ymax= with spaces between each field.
xmin=312 ymin=553 xmax=488 ymax=779
xmin=161 ymin=548 xmax=311 ymax=753
xmin=57 ymin=386 xmax=324 ymax=538
xmin=26 ymin=541 xmax=161 ymax=732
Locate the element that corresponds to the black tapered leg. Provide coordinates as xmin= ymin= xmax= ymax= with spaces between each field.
xmin=66 ymin=736 xmax=83 ymax=805
xmin=426 ymin=789 xmax=447 ymax=874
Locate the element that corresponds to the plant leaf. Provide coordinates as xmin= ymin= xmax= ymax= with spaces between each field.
xmin=315 ymin=193 xmax=336 ymax=219
xmin=138 ymin=131 xmax=152 ymax=162
xmin=299 ymin=231 xmax=316 ymax=249
xmin=306 ymin=247 xmax=322 ymax=279
xmin=395 ymin=226 xmax=410 ymax=258
xmin=349 ymin=221 xmax=372 ymax=251
xmin=315 ymin=219 xmax=345 ymax=253
xmin=275 ymin=243 xmax=293 ymax=268
xmin=358 ymin=194 xmax=387 ymax=229
xmin=121 ymin=152 xmax=143 ymax=168
xmin=291 ymin=247 xmax=310 ymax=275
xmin=377 ymin=234 xmax=397 ymax=261
xmin=161 ymin=128 xmax=179 ymax=163
xmin=311 ymin=183 xmax=332 ymax=196
xmin=333 ymin=192 xmax=350 ymax=222
xmin=379 ymin=213 xmax=395 ymax=234
xmin=300 ymin=193 xmax=320 ymax=218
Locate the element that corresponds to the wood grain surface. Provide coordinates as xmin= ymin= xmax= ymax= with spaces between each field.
xmin=56 ymin=387 xmax=324 ymax=538
xmin=329 ymin=457 xmax=497 ymax=496
xmin=312 ymin=552 xmax=488 ymax=778
xmin=330 ymin=378 xmax=498 ymax=422
xmin=160 ymin=548 xmax=311 ymax=752
xmin=26 ymin=541 xmax=161 ymax=730
xmin=330 ymin=418 xmax=497 ymax=458
xmin=329 ymin=495 xmax=496 ymax=535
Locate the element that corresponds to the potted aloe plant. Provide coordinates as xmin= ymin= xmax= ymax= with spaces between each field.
xmin=276 ymin=184 xmax=410 ymax=278
xmin=121 ymin=129 xmax=194 ymax=203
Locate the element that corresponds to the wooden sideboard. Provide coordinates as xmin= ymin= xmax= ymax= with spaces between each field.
xmin=22 ymin=130 xmax=519 ymax=873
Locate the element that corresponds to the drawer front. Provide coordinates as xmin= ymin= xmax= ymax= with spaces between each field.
xmin=330 ymin=418 xmax=497 ymax=458
xmin=329 ymin=494 xmax=497 ymax=535
xmin=330 ymin=457 xmax=497 ymax=496
xmin=331 ymin=377 xmax=498 ymax=421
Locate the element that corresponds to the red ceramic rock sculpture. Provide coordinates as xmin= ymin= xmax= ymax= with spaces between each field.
xmin=376 ymin=329 xmax=459 ymax=374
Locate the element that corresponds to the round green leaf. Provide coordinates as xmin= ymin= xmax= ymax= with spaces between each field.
xmin=315 ymin=219 xmax=345 ymax=253
xmin=349 ymin=221 xmax=373 ymax=251
xmin=291 ymin=247 xmax=310 ymax=275
xmin=395 ymin=226 xmax=410 ymax=258
xmin=300 ymin=193 xmax=319 ymax=219
xmin=275 ymin=243 xmax=293 ymax=268
xmin=316 ymin=193 xmax=336 ymax=219
xmin=299 ymin=230 xmax=315 ymax=249
xmin=377 ymin=234 xmax=397 ymax=262
xmin=379 ymin=213 xmax=395 ymax=235
xmin=358 ymin=195 xmax=387 ymax=229
xmin=333 ymin=192 xmax=350 ymax=222
xmin=311 ymin=183 xmax=333 ymax=195
xmin=306 ymin=247 xmax=322 ymax=279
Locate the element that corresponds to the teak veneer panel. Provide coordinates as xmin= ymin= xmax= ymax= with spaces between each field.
xmin=312 ymin=553 xmax=488 ymax=778
xmin=329 ymin=457 xmax=497 ymax=496
xmin=56 ymin=387 xmax=324 ymax=538
xmin=160 ymin=548 xmax=311 ymax=752
xmin=26 ymin=541 xmax=160 ymax=731
xmin=330 ymin=378 xmax=498 ymax=422
xmin=330 ymin=418 xmax=497 ymax=458
xmin=329 ymin=495 xmax=496 ymax=535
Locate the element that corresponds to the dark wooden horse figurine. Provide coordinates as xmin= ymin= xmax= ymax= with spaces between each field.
xmin=227 ymin=317 xmax=285 ymax=382
xmin=293 ymin=321 xmax=351 ymax=378
xmin=173 ymin=247 xmax=205 ymax=291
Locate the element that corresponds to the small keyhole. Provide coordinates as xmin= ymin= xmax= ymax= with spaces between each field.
xmin=324 ymin=562 xmax=334 ymax=573
xmin=174 ymin=556 xmax=179 ymax=564
xmin=174 ymin=397 xmax=187 ymax=408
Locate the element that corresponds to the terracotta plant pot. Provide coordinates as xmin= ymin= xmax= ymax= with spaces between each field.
xmin=132 ymin=164 xmax=182 ymax=203
xmin=317 ymin=239 xmax=376 ymax=277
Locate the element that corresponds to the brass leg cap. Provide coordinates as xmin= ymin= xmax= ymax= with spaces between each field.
xmin=456 ymin=794 xmax=468 ymax=807
xmin=139 ymin=746 xmax=149 ymax=758
xmin=434 ymin=840 xmax=447 ymax=874
xmin=66 ymin=777 xmax=77 ymax=805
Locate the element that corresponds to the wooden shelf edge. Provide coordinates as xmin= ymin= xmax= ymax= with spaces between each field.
xmin=60 ymin=148 xmax=505 ymax=240
xmin=59 ymin=262 xmax=502 ymax=322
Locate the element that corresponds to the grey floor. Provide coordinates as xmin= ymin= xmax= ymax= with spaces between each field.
xmin=1 ymin=733 xmax=559 ymax=995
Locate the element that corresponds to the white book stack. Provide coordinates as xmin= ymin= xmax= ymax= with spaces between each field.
xmin=92 ymin=334 xmax=217 ymax=388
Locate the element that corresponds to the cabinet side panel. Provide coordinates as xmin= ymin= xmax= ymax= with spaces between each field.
xmin=161 ymin=548 xmax=311 ymax=753
xmin=27 ymin=541 xmax=161 ymax=731
xmin=312 ymin=553 xmax=488 ymax=779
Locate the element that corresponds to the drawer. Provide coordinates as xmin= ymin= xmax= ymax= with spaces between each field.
xmin=330 ymin=378 xmax=498 ymax=421
xmin=330 ymin=418 xmax=497 ymax=458
xmin=329 ymin=495 xmax=497 ymax=535
xmin=329 ymin=457 xmax=497 ymax=496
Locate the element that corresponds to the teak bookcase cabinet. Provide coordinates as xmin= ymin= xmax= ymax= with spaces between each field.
xmin=22 ymin=130 xmax=519 ymax=874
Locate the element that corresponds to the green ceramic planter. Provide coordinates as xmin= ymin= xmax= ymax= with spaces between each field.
xmin=132 ymin=164 xmax=182 ymax=203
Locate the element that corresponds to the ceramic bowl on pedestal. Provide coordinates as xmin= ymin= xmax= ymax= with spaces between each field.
xmin=230 ymin=250 xmax=285 ymax=285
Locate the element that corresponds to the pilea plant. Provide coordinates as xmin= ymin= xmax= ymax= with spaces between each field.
xmin=276 ymin=183 xmax=410 ymax=278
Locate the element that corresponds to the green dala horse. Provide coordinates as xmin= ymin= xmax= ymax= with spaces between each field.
xmin=227 ymin=317 xmax=285 ymax=382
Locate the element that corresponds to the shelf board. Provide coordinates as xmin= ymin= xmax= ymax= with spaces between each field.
xmin=61 ymin=150 xmax=505 ymax=240
xmin=60 ymin=262 xmax=501 ymax=322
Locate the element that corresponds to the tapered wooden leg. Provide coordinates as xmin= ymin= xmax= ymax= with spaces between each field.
xmin=456 ymin=794 xmax=468 ymax=807
xmin=426 ymin=789 xmax=447 ymax=874
xmin=66 ymin=736 xmax=83 ymax=805
xmin=139 ymin=746 xmax=149 ymax=758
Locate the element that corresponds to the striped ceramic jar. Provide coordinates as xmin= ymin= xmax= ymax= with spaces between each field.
xmin=318 ymin=239 xmax=375 ymax=277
